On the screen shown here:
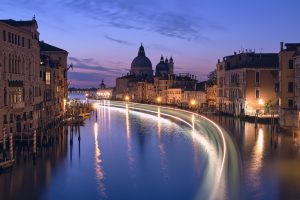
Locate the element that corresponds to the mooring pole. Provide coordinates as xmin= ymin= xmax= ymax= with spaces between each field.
xmin=9 ymin=131 xmax=13 ymax=160
xmin=3 ymin=128 xmax=6 ymax=161
xmin=33 ymin=129 xmax=37 ymax=159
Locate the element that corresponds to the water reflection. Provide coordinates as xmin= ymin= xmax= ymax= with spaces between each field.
xmin=125 ymin=104 xmax=134 ymax=173
xmin=94 ymin=122 xmax=107 ymax=198
xmin=6 ymin=96 xmax=300 ymax=200
xmin=248 ymin=127 xmax=264 ymax=191
xmin=156 ymin=107 xmax=168 ymax=182
xmin=207 ymin=114 xmax=300 ymax=199
xmin=0 ymin=126 xmax=68 ymax=200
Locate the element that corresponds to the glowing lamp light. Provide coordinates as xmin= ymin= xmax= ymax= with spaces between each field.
xmin=93 ymin=103 xmax=99 ymax=109
xmin=156 ymin=97 xmax=161 ymax=103
xmin=125 ymin=95 xmax=130 ymax=101
xmin=258 ymin=99 xmax=264 ymax=106
xmin=190 ymin=99 xmax=196 ymax=106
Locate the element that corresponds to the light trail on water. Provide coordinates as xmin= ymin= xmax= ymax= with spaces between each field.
xmin=92 ymin=101 xmax=240 ymax=200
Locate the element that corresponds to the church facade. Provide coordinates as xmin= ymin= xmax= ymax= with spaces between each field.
xmin=115 ymin=44 xmax=205 ymax=106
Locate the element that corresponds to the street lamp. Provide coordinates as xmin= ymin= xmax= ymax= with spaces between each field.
xmin=156 ymin=97 xmax=161 ymax=104
xmin=190 ymin=99 xmax=196 ymax=106
xmin=190 ymin=99 xmax=197 ymax=111
xmin=125 ymin=95 xmax=130 ymax=101
xmin=258 ymin=99 xmax=264 ymax=106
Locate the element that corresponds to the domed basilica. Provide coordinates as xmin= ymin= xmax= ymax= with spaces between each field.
xmin=115 ymin=44 xmax=197 ymax=103
xmin=130 ymin=44 xmax=174 ymax=78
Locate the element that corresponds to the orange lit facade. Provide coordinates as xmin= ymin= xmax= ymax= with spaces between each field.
xmin=0 ymin=18 xmax=68 ymax=138
xmin=217 ymin=52 xmax=279 ymax=116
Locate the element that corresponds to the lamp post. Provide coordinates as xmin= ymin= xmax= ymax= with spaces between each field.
xmin=156 ymin=97 xmax=161 ymax=105
xmin=190 ymin=99 xmax=197 ymax=111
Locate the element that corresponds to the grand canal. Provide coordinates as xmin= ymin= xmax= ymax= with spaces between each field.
xmin=1 ymin=94 xmax=300 ymax=200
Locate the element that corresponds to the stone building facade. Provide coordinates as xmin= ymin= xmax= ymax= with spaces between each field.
xmin=115 ymin=44 xmax=199 ymax=104
xmin=0 ymin=18 xmax=68 ymax=138
xmin=217 ymin=51 xmax=279 ymax=116
xmin=40 ymin=41 xmax=68 ymax=128
xmin=279 ymin=43 xmax=300 ymax=128
xmin=0 ymin=19 xmax=41 ymax=136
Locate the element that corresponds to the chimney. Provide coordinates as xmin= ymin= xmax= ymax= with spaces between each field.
xmin=280 ymin=42 xmax=284 ymax=51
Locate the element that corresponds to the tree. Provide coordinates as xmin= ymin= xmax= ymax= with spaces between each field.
xmin=206 ymin=69 xmax=216 ymax=87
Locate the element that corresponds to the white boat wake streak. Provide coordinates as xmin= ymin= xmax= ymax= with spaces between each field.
xmin=95 ymin=100 xmax=241 ymax=200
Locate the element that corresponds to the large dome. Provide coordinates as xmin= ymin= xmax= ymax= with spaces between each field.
xmin=131 ymin=44 xmax=152 ymax=69
xmin=131 ymin=56 xmax=152 ymax=69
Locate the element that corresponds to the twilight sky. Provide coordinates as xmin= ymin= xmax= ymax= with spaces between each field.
xmin=1 ymin=0 xmax=299 ymax=88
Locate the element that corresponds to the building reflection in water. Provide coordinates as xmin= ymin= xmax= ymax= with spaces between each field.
xmin=248 ymin=127 xmax=264 ymax=190
xmin=94 ymin=120 xmax=107 ymax=198
xmin=0 ymin=126 xmax=68 ymax=200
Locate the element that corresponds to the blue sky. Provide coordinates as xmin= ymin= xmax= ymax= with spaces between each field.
xmin=1 ymin=0 xmax=299 ymax=87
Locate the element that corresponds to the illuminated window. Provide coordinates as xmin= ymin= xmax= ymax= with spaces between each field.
xmin=46 ymin=71 xmax=51 ymax=85
xmin=9 ymin=87 xmax=23 ymax=103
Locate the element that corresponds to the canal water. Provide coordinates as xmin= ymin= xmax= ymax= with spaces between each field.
xmin=0 ymin=94 xmax=300 ymax=200
xmin=208 ymin=114 xmax=300 ymax=200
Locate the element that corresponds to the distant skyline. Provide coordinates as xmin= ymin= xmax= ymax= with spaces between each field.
xmin=1 ymin=0 xmax=299 ymax=88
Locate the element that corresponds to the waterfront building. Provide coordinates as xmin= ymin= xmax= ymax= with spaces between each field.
xmin=279 ymin=43 xmax=300 ymax=127
xmin=216 ymin=51 xmax=279 ymax=116
xmin=115 ymin=44 xmax=153 ymax=100
xmin=115 ymin=44 xmax=198 ymax=103
xmin=96 ymin=80 xmax=113 ymax=100
xmin=0 ymin=18 xmax=42 ymax=136
xmin=182 ymin=90 xmax=207 ymax=108
xmin=154 ymin=73 xmax=197 ymax=104
xmin=167 ymin=88 xmax=183 ymax=105
xmin=0 ymin=18 xmax=68 ymax=139
xmin=206 ymin=85 xmax=217 ymax=107
xmin=40 ymin=41 xmax=68 ymax=127
xmin=135 ymin=81 xmax=156 ymax=103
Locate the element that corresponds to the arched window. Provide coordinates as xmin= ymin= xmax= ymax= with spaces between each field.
xmin=8 ymin=54 xmax=11 ymax=73
xmin=3 ymin=55 xmax=6 ymax=73
xmin=11 ymin=56 xmax=14 ymax=73
xmin=4 ymin=87 xmax=7 ymax=106
xmin=22 ymin=59 xmax=25 ymax=75
xmin=18 ymin=57 xmax=20 ymax=74
xmin=29 ymin=60 xmax=31 ymax=76
xmin=15 ymin=58 xmax=17 ymax=74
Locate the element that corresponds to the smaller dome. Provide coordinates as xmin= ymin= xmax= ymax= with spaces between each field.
xmin=156 ymin=61 xmax=169 ymax=71
xmin=155 ymin=55 xmax=169 ymax=76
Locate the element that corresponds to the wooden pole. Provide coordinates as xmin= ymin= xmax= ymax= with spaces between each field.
xmin=3 ymin=128 xmax=6 ymax=161
xmin=3 ymin=128 xmax=6 ymax=151
xmin=33 ymin=129 xmax=37 ymax=158
xmin=9 ymin=131 xmax=13 ymax=160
